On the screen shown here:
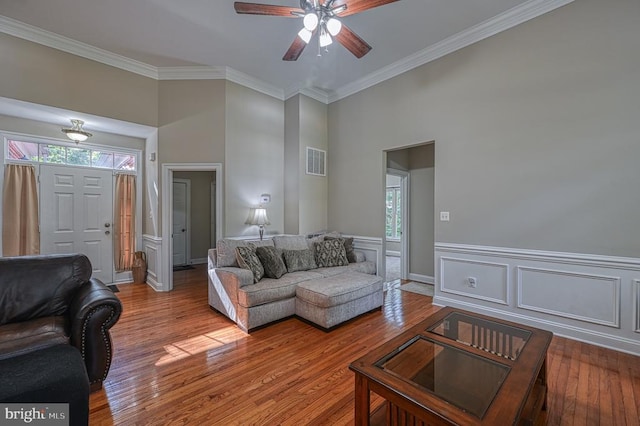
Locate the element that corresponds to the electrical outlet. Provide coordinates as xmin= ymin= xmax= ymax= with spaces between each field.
xmin=440 ymin=211 xmax=450 ymax=222
xmin=468 ymin=277 xmax=477 ymax=288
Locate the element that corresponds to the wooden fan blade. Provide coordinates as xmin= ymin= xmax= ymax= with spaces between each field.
xmin=283 ymin=36 xmax=308 ymax=61
xmin=331 ymin=0 xmax=400 ymax=17
xmin=335 ymin=24 xmax=372 ymax=58
xmin=234 ymin=2 xmax=303 ymax=17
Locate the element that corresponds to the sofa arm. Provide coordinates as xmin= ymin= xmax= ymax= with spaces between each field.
xmin=352 ymin=250 xmax=367 ymax=263
xmin=68 ymin=278 xmax=122 ymax=391
xmin=216 ymin=267 xmax=254 ymax=288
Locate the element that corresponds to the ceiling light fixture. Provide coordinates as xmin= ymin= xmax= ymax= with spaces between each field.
xmin=62 ymin=119 xmax=92 ymax=143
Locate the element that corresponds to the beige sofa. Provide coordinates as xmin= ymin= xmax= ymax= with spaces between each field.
xmin=208 ymin=234 xmax=381 ymax=332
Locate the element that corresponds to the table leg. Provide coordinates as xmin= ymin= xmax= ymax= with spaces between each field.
xmin=354 ymin=374 xmax=370 ymax=426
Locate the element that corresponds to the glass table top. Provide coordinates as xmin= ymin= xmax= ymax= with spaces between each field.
xmin=375 ymin=336 xmax=510 ymax=418
xmin=428 ymin=312 xmax=532 ymax=360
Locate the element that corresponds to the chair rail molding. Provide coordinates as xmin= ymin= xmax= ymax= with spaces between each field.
xmin=434 ymin=242 xmax=640 ymax=356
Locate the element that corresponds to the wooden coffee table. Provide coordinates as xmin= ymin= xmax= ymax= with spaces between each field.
xmin=349 ymin=307 xmax=552 ymax=425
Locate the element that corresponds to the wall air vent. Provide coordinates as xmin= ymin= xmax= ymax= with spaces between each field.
xmin=306 ymin=147 xmax=326 ymax=176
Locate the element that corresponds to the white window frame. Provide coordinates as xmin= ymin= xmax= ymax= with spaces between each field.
xmin=386 ymin=186 xmax=402 ymax=241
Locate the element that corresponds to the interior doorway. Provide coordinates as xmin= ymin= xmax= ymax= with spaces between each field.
xmin=384 ymin=143 xmax=435 ymax=285
xmin=385 ymin=170 xmax=408 ymax=283
xmin=161 ymin=163 xmax=223 ymax=291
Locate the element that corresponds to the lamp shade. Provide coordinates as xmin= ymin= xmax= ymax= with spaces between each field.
xmin=245 ymin=208 xmax=270 ymax=226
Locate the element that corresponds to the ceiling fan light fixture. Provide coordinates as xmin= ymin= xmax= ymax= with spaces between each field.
xmin=298 ymin=28 xmax=313 ymax=44
xmin=62 ymin=119 xmax=92 ymax=143
xmin=326 ymin=18 xmax=342 ymax=36
xmin=303 ymin=13 xmax=318 ymax=31
xmin=319 ymin=28 xmax=332 ymax=47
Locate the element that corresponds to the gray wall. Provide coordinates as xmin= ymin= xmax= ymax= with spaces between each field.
xmin=328 ymin=0 xmax=640 ymax=258
xmin=0 ymin=33 xmax=158 ymax=127
xmin=225 ymin=82 xmax=284 ymax=238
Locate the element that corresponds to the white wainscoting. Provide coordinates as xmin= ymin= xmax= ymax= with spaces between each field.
xmin=434 ymin=243 xmax=640 ymax=356
xmin=142 ymin=234 xmax=163 ymax=291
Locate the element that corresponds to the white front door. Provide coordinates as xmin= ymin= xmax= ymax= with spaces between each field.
xmin=172 ymin=180 xmax=189 ymax=266
xmin=40 ymin=165 xmax=114 ymax=283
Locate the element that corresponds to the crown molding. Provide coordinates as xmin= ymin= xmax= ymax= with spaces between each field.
xmin=157 ymin=66 xmax=226 ymax=80
xmin=327 ymin=0 xmax=574 ymax=103
xmin=224 ymin=68 xmax=285 ymax=100
xmin=0 ymin=15 xmax=159 ymax=79
xmin=1 ymin=0 xmax=573 ymax=105
xmin=290 ymin=87 xmax=330 ymax=104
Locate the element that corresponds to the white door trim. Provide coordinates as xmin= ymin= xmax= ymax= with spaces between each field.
xmin=387 ymin=168 xmax=410 ymax=280
xmin=161 ymin=163 xmax=223 ymax=291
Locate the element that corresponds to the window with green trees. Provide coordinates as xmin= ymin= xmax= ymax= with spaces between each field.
xmin=6 ymin=139 xmax=136 ymax=171
xmin=386 ymin=187 xmax=401 ymax=240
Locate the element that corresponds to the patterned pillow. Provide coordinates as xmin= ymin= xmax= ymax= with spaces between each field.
xmin=255 ymin=246 xmax=287 ymax=279
xmin=325 ymin=236 xmax=356 ymax=263
xmin=282 ymin=249 xmax=317 ymax=272
xmin=314 ymin=239 xmax=349 ymax=268
xmin=235 ymin=246 xmax=264 ymax=283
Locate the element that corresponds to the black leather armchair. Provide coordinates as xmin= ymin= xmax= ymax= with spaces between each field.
xmin=0 ymin=254 xmax=122 ymax=391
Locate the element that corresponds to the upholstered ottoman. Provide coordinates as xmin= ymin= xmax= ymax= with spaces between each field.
xmin=0 ymin=345 xmax=90 ymax=426
xmin=295 ymin=271 xmax=384 ymax=329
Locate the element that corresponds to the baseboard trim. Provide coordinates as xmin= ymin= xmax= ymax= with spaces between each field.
xmin=408 ymin=273 xmax=434 ymax=285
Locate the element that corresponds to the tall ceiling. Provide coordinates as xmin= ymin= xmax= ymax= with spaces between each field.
xmin=0 ymin=0 xmax=569 ymax=102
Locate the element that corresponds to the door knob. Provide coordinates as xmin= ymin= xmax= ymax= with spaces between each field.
xmin=105 ymin=230 xmax=111 ymax=235
xmin=182 ymin=229 xmax=186 ymax=232
xmin=105 ymin=223 xmax=111 ymax=228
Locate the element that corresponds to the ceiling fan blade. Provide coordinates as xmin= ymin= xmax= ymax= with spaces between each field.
xmin=283 ymin=36 xmax=308 ymax=61
xmin=234 ymin=2 xmax=303 ymax=17
xmin=335 ymin=24 xmax=372 ymax=58
xmin=331 ymin=0 xmax=400 ymax=17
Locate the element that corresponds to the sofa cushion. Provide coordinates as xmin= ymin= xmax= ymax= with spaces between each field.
xmin=325 ymin=236 xmax=357 ymax=263
xmin=283 ymin=249 xmax=317 ymax=273
xmin=0 ymin=317 xmax=69 ymax=360
xmin=238 ymin=271 xmax=324 ymax=307
xmin=273 ymin=235 xmax=308 ymax=251
xmin=235 ymin=246 xmax=264 ymax=283
xmin=314 ymin=239 xmax=349 ymax=268
xmin=296 ymin=272 xmax=383 ymax=308
xmin=217 ymin=239 xmax=249 ymax=267
xmin=255 ymin=246 xmax=287 ymax=279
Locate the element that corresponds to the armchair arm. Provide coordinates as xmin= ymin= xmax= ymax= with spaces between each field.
xmin=68 ymin=278 xmax=122 ymax=391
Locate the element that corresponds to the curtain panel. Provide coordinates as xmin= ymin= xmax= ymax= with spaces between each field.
xmin=114 ymin=174 xmax=136 ymax=272
xmin=2 ymin=164 xmax=40 ymax=256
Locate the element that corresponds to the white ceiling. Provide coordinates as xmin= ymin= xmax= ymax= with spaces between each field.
xmin=0 ymin=0 xmax=570 ymax=102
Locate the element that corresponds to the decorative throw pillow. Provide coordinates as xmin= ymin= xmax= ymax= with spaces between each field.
xmin=314 ymin=239 xmax=349 ymax=268
xmin=235 ymin=246 xmax=264 ymax=283
xmin=283 ymin=249 xmax=317 ymax=272
xmin=325 ymin=236 xmax=357 ymax=263
xmin=255 ymin=246 xmax=287 ymax=279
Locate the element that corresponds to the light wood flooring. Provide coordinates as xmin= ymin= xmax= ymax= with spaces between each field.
xmin=89 ymin=265 xmax=640 ymax=425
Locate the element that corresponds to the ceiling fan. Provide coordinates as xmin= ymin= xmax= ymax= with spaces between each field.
xmin=234 ymin=0 xmax=400 ymax=61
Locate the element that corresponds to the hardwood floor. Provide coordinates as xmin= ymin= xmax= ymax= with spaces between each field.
xmin=90 ymin=265 xmax=640 ymax=425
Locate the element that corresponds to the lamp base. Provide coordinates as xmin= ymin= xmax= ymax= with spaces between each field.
xmin=259 ymin=226 xmax=264 ymax=241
